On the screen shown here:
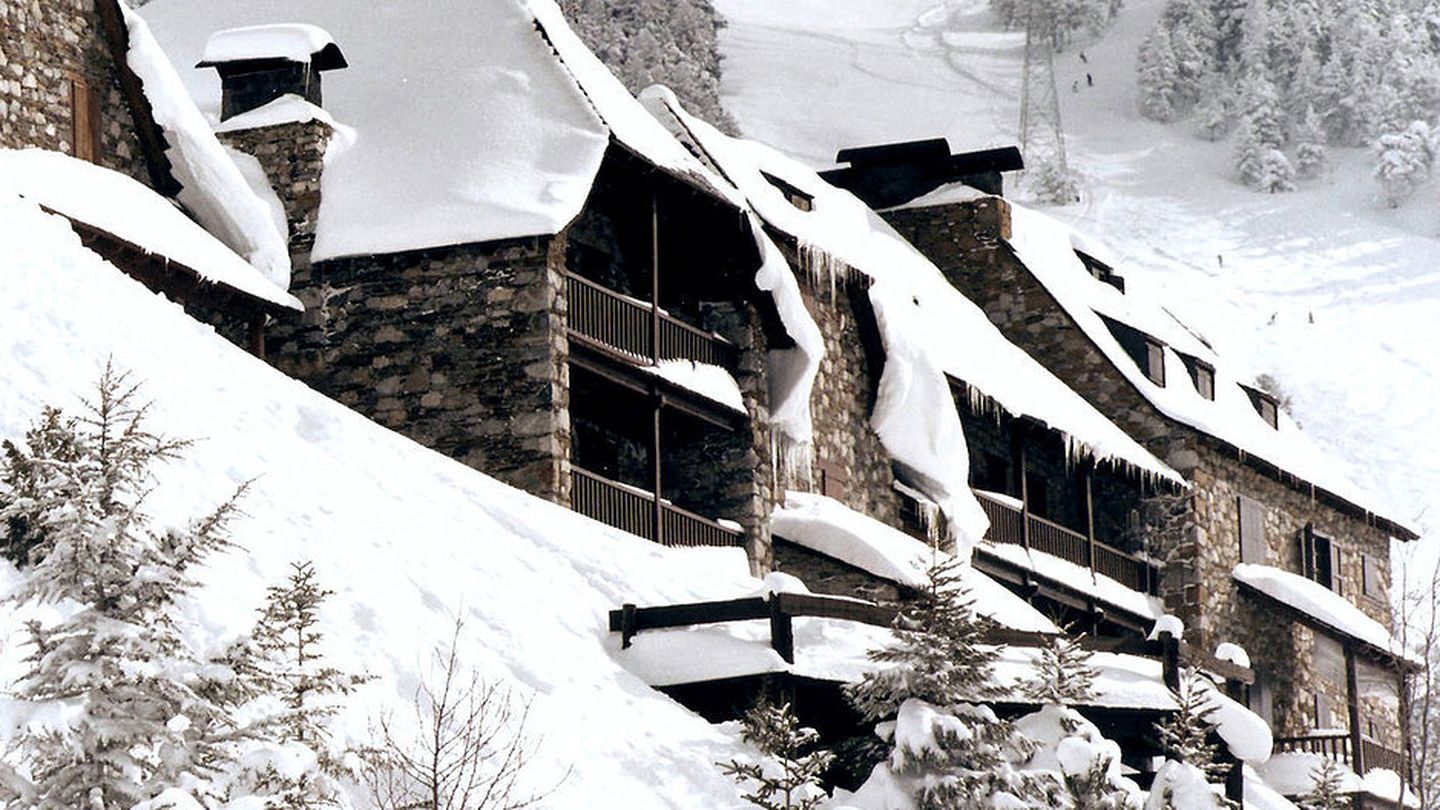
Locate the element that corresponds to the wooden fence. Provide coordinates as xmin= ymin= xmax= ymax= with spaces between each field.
xmin=976 ymin=490 xmax=1158 ymax=595
xmin=571 ymin=466 xmax=744 ymax=548
xmin=565 ymin=273 xmax=737 ymax=368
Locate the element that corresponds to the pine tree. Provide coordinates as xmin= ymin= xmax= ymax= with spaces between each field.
xmin=1294 ymin=105 xmax=1328 ymax=178
xmin=1296 ymin=756 xmax=1348 ymax=810
xmin=719 ymin=699 xmax=834 ymax=810
xmin=1024 ymin=632 xmax=1099 ymax=706
xmin=1374 ymin=120 xmax=1435 ymax=207
xmin=1154 ymin=669 xmax=1226 ymax=783
xmin=846 ymin=557 xmax=1050 ymax=808
xmin=1138 ymin=25 xmax=1183 ymax=122
xmin=2 ymin=365 xmax=245 ymax=809
xmin=1193 ymin=76 xmax=1234 ymax=141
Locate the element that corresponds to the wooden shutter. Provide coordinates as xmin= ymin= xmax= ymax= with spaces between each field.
xmin=69 ymin=75 xmax=99 ymax=162
xmin=1238 ymin=495 xmax=1266 ymax=564
xmin=817 ymin=459 xmax=847 ymax=500
xmin=1314 ymin=692 xmax=1333 ymax=728
xmin=1301 ymin=524 xmax=1317 ymax=580
xmin=1330 ymin=543 xmax=1343 ymax=595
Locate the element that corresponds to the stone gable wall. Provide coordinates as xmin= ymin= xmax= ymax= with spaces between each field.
xmin=265 ymin=236 xmax=573 ymax=502
xmin=1 ymin=0 xmax=148 ymax=182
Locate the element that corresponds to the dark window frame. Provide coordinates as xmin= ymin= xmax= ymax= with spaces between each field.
xmin=1177 ymin=353 xmax=1216 ymax=400
xmin=1301 ymin=524 xmax=1336 ymax=591
xmin=760 ymin=171 xmax=814 ymax=212
xmin=1076 ymin=250 xmax=1126 ymax=293
xmin=1099 ymin=314 xmax=1166 ymax=387
xmin=1241 ymin=385 xmax=1280 ymax=428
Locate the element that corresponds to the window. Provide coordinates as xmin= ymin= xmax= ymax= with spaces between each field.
xmin=1076 ymin=251 xmax=1125 ymax=293
xmin=1100 ymin=315 xmax=1165 ymax=387
xmin=761 ymin=171 xmax=814 ymax=212
xmin=1241 ymin=385 xmax=1280 ymax=428
xmin=1177 ymin=354 xmax=1215 ymax=400
xmin=1362 ymin=554 xmax=1381 ymax=598
xmin=1301 ymin=524 xmax=1336 ymax=591
xmin=1238 ymin=494 xmax=1266 ymax=564
xmin=69 ymin=75 xmax=99 ymax=162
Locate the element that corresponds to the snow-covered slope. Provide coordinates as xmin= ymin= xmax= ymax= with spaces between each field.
xmin=0 ymin=189 xmax=775 ymax=807
xmin=714 ymin=0 xmax=1437 ymax=568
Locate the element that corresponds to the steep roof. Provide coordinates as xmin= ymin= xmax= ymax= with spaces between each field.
xmin=139 ymin=0 xmax=742 ymax=263
xmin=992 ymin=201 xmax=1417 ymax=539
xmin=643 ymin=90 xmax=1184 ymax=493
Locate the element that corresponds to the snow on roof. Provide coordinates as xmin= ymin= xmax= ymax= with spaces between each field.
xmin=769 ymin=490 xmax=1058 ymax=633
xmin=213 ymin=93 xmax=338 ymax=134
xmin=1243 ymin=766 xmax=1301 ymax=810
xmin=642 ymin=360 xmax=746 ymax=414
xmin=0 ymin=188 xmax=782 ymax=806
xmin=881 ymin=179 xmax=987 ymax=211
xmin=199 ymin=23 xmax=338 ymax=65
xmin=976 ymin=540 xmax=1163 ymax=621
xmin=997 ymin=200 xmax=1414 ymax=535
xmin=123 ymin=6 xmax=293 ymax=290
xmin=643 ymin=90 xmax=1183 ymax=555
xmin=1233 ymin=563 xmax=1416 ymax=664
xmin=139 ymin=0 xmax=741 ymax=263
xmin=0 ymin=149 xmax=300 ymax=311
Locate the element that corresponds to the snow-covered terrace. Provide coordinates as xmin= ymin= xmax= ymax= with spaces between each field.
xmin=993 ymin=201 xmax=1416 ymax=539
xmin=0 ymin=148 xmax=300 ymax=313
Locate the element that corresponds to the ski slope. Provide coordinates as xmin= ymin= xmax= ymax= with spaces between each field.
xmin=715 ymin=0 xmax=1440 ymax=583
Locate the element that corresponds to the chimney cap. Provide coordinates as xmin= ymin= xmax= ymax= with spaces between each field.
xmin=197 ymin=24 xmax=347 ymax=71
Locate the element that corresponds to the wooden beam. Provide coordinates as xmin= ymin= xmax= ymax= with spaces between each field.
xmin=651 ymin=192 xmax=661 ymax=365
xmin=652 ymin=395 xmax=663 ymax=546
xmin=1346 ymin=643 xmax=1365 ymax=774
xmin=94 ymin=0 xmax=180 ymax=197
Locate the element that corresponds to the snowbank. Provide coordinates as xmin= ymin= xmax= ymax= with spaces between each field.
xmin=0 ymin=149 xmax=299 ymax=311
xmin=769 ymin=491 xmax=1058 ymax=633
xmin=1232 ymin=563 xmax=1415 ymax=663
xmin=643 ymin=89 xmax=1183 ymax=557
xmin=141 ymin=0 xmax=740 ymax=263
xmin=0 ymin=189 xmax=779 ymax=807
xmin=1002 ymin=201 xmax=1412 ymax=535
xmin=122 ymin=6 xmax=293 ymax=290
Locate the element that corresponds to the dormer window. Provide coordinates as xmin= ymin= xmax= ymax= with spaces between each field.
xmin=1177 ymin=354 xmax=1215 ymax=400
xmin=761 ymin=171 xmax=814 ymax=212
xmin=1242 ymin=385 xmax=1279 ymax=428
xmin=1100 ymin=315 xmax=1164 ymax=386
xmin=1076 ymin=251 xmax=1125 ymax=293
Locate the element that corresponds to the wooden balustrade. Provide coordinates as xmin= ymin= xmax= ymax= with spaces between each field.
xmin=565 ymin=273 xmax=737 ymax=368
xmin=570 ymin=466 xmax=743 ymax=548
xmin=1274 ymin=733 xmax=1411 ymax=786
xmin=974 ymin=490 xmax=1159 ymax=595
xmin=1361 ymin=738 xmax=1409 ymax=779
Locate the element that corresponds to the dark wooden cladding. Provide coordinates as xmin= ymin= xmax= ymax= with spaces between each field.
xmin=565 ymin=273 xmax=737 ymax=368
xmin=975 ymin=490 xmax=1158 ymax=595
xmin=570 ymin=466 xmax=743 ymax=548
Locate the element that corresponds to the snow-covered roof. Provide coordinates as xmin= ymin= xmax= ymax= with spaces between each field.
xmin=769 ymin=490 xmax=1058 ymax=633
xmin=139 ymin=0 xmax=742 ymax=263
xmin=1233 ymin=563 xmax=1416 ymax=664
xmin=976 ymin=539 xmax=1163 ymax=622
xmin=641 ymin=360 xmax=746 ymax=414
xmin=213 ymin=94 xmax=338 ymax=134
xmin=123 ymin=6 xmax=294 ymax=291
xmin=643 ymin=90 xmax=1183 ymax=556
xmin=0 ymin=149 xmax=300 ymax=311
xmin=198 ymin=23 xmax=340 ymax=66
xmin=994 ymin=200 xmax=1415 ymax=537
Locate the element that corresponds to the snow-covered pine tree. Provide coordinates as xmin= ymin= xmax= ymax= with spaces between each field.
xmin=1296 ymin=755 xmax=1348 ymax=810
xmin=1293 ymin=105 xmax=1328 ymax=178
xmin=1193 ymin=74 xmax=1234 ymax=141
xmin=846 ymin=557 xmax=1050 ymax=807
xmin=719 ymin=699 xmax=834 ymax=810
xmin=2 ymin=365 xmax=245 ymax=808
xmin=1138 ymin=24 xmax=1182 ymax=122
xmin=1233 ymin=70 xmax=1294 ymax=191
xmin=1373 ymin=120 xmax=1435 ymax=207
xmin=1026 ymin=154 xmax=1082 ymax=204
xmin=1024 ymin=631 xmax=1099 ymax=706
xmin=1154 ymin=668 xmax=1227 ymax=783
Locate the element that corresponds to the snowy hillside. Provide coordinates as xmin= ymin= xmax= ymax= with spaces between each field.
xmin=714 ymin=0 xmax=1440 ymax=572
xmin=0 ymin=189 xmax=775 ymax=807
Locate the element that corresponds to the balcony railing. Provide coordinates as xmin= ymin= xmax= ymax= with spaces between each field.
xmin=975 ymin=490 xmax=1159 ymax=595
xmin=570 ymin=466 xmax=744 ymax=548
xmin=1274 ymin=733 xmax=1410 ymax=786
xmin=565 ymin=273 xmax=737 ymax=369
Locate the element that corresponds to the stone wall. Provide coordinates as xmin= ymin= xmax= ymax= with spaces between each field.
xmin=1 ymin=0 xmax=149 ymax=182
xmin=266 ymin=236 xmax=573 ymax=502
xmin=218 ymin=119 xmax=331 ymax=259
xmin=774 ymin=539 xmax=904 ymax=604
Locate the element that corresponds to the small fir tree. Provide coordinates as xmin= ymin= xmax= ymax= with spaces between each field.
xmin=1294 ymin=106 xmax=1328 ymax=179
xmin=1 ymin=365 xmax=245 ymax=808
xmin=1025 ymin=631 xmax=1099 ymax=706
xmin=1154 ymin=668 xmax=1226 ymax=783
xmin=1373 ymin=120 xmax=1435 ymax=207
xmin=719 ymin=699 xmax=834 ymax=810
xmin=1297 ymin=756 xmax=1348 ymax=810
xmin=1138 ymin=26 xmax=1182 ymax=122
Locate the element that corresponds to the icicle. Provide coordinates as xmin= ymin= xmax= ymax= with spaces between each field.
xmin=771 ymin=431 xmax=814 ymax=491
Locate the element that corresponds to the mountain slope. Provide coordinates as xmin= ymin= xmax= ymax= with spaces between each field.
xmin=0 ymin=189 xmax=764 ymax=808
xmin=714 ymin=0 xmax=1439 ymax=573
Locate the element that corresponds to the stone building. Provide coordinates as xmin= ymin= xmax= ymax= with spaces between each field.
xmin=837 ymin=145 xmax=1422 ymax=798
xmin=0 ymin=0 xmax=298 ymax=343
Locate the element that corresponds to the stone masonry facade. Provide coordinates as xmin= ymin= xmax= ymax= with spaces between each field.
xmin=886 ymin=195 xmax=1408 ymax=749
xmin=1 ymin=0 xmax=148 ymax=182
xmin=219 ymin=120 xmax=332 ymax=260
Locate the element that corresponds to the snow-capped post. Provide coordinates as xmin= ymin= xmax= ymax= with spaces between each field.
xmin=200 ymin=25 xmax=348 ymax=262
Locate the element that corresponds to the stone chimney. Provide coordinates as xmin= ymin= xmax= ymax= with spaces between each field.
xmin=199 ymin=24 xmax=347 ymax=262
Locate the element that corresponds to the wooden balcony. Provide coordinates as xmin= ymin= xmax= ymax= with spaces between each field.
xmin=565 ymin=273 xmax=737 ymax=369
xmin=570 ymin=465 xmax=744 ymax=548
xmin=1274 ymin=732 xmax=1410 ymax=786
xmin=975 ymin=490 xmax=1159 ymax=596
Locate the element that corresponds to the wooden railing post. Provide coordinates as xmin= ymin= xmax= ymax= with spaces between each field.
xmin=620 ymin=603 xmax=637 ymax=649
xmin=770 ymin=595 xmax=795 ymax=664
xmin=1083 ymin=465 xmax=1097 ymax=575
xmin=1015 ymin=430 xmax=1031 ymax=552
xmin=651 ymin=395 xmax=663 ymax=545
xmin=1345 ymin=644 xmax=1365 ymax=775
xmin=650 ymin=193 xmax=661 ymax=366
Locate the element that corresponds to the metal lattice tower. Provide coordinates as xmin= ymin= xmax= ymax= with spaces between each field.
xmin=1017 ymin=11 xmax=1071 ymax=181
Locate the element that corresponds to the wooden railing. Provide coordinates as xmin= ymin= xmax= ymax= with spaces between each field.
xmin=570 ymin=466 xmax=744 ymax=548
xmin=975 ymin=490 xmax=1158 ymax=595
xmin=565 ymin=273 xmax=737 ymax=369
xmin=608 ymin=593 xmax=1253 ymax=686
xmin=1274 ymin=733 xmax=1411 ymax=786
